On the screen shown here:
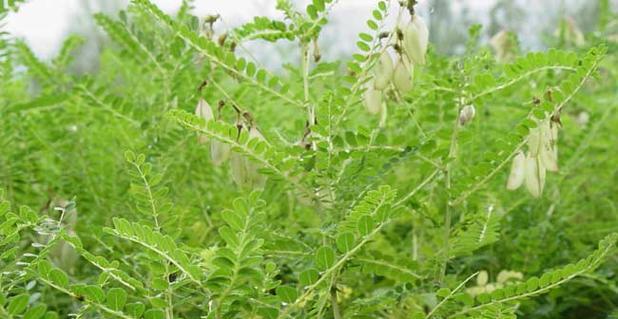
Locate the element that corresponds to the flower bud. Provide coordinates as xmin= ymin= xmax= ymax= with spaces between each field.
xmin=393 ymin=57 xmax=413 ymax=93
xmin=373 ymin=51 xmax=394 ymax=90
xmin=402 ymin=15 xmax=429 ymax=65
xmin=363 ymin=83 xmax=383 ymax=114
xmin=458 ymin=104 xmax=476 ymax=126
xmin=506 ymin=151 xmax=525 ymax=190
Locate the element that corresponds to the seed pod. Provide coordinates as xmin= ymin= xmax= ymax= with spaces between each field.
xmin=363 ymin=83 xmax=383 ymax=114
xmin=496 ymin=270 xmax=523 ymax=284
xmin=538 ymin=121 xmax=559 ymax=172
xmin=43 ymin=199 xmax=78 ymax=274
xmin=210 ymin=140 xmax=230 ymax=166
xmin=373 ymin=51 xmax=394 ymax=90
xmin=575 ymin=111 xmax=589 ymax=126
xmin=526 ymin=126 xmax=542 ymax=157
xmin=489 ymin=30 xmax=517 ymax=63
xmin=477 ymin=270 xmax=489 ymax=286
xmin=393 ymin=57 xmax=414 ymax=93
xmin=230 ymin=126 xmax=266 ymax=188
xmin=195 ymin=99 xmax=214 ymax=144
xmin=524 ymin=154 xmax=545 ymax=198
xmin=506 ymin=151 xmax=525 ymax=190
xmin=402 ymin=15 xmax=429 ymax=65
xmin=458 ymin=104 xmax=476 ymax=126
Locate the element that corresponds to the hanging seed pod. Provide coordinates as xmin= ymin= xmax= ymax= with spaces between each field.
xmin=393 ymin=57 xmax=414 ymax=93
xmin=363 ymin=83 xmax=383 ymax=114
xmin=210 ymin=140 xmax=230 ymax=166
xmin=43 ymin=199 xmax=79 ymax=274
xmin=195 ymin=99 xmax=214 ymax=121
xmin=524 ymin=154 xmax=545 ymax=198
xmin=230 ymin=126 xmax=266 ymax=188
xmin=195 ymin=99 xmax=214 ymax=144
xmin=402 ymin=14 xmax=429 ymax=65
xmin=458 ymin=104 xmax=476 ymax=126
xmin=489 ymin=30 xmax=518 ymax=63
xmin=526 ymin=125 xmax=542 ymax=157
xmin=506 ymin=151 xmax=525 ymax=190
xmin=539 ymin=121 xmax=558 ymax=172
xmin=373 ymin=51 xmax=394 ymax=90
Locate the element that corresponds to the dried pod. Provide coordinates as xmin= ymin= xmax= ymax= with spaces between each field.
xmin=402 ymin=14 xmax=429 ymax=65
xmin=458 ymin=104 xmax=476 ymax=126
xmin=363 ymin=83 xmax=383 ymax=114
xmin=506 ymin=151 xmax=525 ymax=190
xmin=373 ymin=51 xmax=394 ymax=90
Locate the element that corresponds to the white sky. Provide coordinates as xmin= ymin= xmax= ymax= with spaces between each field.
xmin=4 ymin=0 xmax=387 ymax=59
xmin=4 ymin=0 xmax=609 ymax=63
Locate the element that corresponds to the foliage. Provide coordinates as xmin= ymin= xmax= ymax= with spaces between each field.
xmin=1 ymin=0 xmax=617 ymax=318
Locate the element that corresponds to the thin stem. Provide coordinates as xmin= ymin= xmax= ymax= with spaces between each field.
xmin=426 ymin=271 xmax=479 ymax=319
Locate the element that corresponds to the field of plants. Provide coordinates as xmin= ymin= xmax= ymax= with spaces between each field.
xmin=1 ymin=0 xmax=617 ymax=318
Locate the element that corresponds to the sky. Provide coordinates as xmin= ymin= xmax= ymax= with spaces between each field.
xmin=4 ymin=0 xmax=389 ymax=59
xmin=3 ymin=0 xmax=612 ymax=64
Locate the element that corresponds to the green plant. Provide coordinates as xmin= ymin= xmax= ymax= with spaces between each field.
xmin=1 ymin=0 xmax=617 ymax=318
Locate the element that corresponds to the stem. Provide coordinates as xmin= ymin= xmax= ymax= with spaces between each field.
xmin=330 ymin=291 xmax=342 ymax=319
xmin=426 ymin=271 xmax=479 ymax=319
xmin=439 ymin=99 xmax=463 ymax=283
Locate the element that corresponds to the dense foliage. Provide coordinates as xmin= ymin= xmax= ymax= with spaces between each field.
xmin=1 ymin=0 xmax=617 ymax=318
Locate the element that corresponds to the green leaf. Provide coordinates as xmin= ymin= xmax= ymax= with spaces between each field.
xmin=299 ymin=268 xmax=319 ymax=286
xmin=23 ymin=304 xmax=47 ymax=319
xmin=48 ymin=269 xmax=69 ymax=287
xmin=8 ymin=294 xmax=29 ymax=315
xmin=125 ymin=303 xmax=146 ymax=317
xmin=276 ymin=286 xmax=298 ymax=303
xmin=357 ymin=215 xmax=375 ymax=236
xmin=144 ymin=309 xmax=166 ymax=319
xmin=315 ymin=246 xmax=335 ymax=271
xmin=106 ymin=288 xmax=128 ymax=311
xmin=336 ymin=232 xmax=355 ymax=253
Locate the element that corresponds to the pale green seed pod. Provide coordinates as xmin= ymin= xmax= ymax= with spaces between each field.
xmin=195 ymin=99 xmax=214 ymax=144
xmin=526 ymin=126 xmax=542 ymax=157
xmin=477 ymin=270 xmax=489 ymax=286
xmin=373 ymin=51 xmax=394 ymax=90
xmin=402 ymin=15 xmax=429 ymax=65
xmin=496 ymin=270 xmax=523 ymax=284
xmin=506 ymin=151 xmax=525 ymax=190
xmin=363 ymin=83 xmax=383 ymax=114
xmin=230 ymin=126 xmax=265 ymax=188
xmin=538 ymin=121 xmax=558 ymax=172
xmin=43 ymin=199 xmax=79 ymax=275
xmin=393 ymin=57 xmax=413 ymax=93
xmin=524 ymin=154 xmax=545 ymax=197
xmin=210 ymin=140 xmax=230 ymax=166
xmin=195 ymin=98 xmax=214 ymax=121
xmin=458 ymin=104 xmax=476 ymax=126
